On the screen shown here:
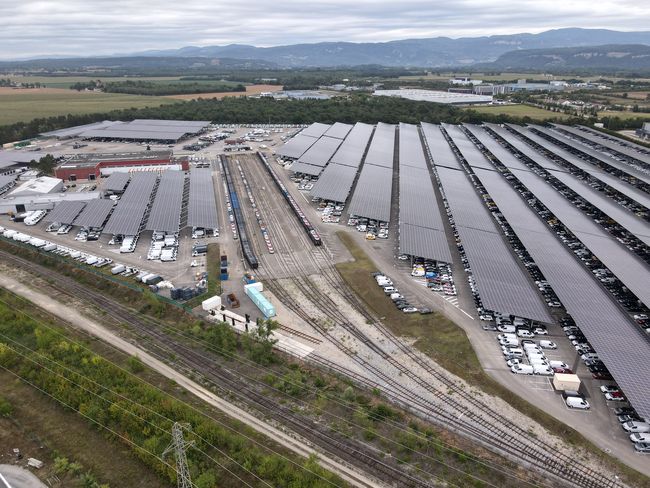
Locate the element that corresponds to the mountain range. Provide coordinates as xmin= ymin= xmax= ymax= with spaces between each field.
xmin=132 ymin=28 xmax=650 ymax=67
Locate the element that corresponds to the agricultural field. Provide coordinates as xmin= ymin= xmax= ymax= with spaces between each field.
xmin=165 ymin=84 xmax=283 ymax=100
xmin=0 ymin=88 xmax=177 ymax=125
xmin=7 ymin=75 xmax=186 ymax=89
xmin=597 ymin=110 xmax=650 ymax=120
xmin=465 ymin=103 xmax=570 ymax=120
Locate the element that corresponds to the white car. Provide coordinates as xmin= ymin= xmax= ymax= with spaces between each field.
xmin=402 ymin=307 xmax=418 ymax=313
xmin=539 ymin=340 xmax=557 ymax=349
xmin=549 ymin=361 xmax=570 ymax=369
xmin=506 ymin=359 xmax=521 ymax=367
xmin=533 ymin=364 xmax=554 ymax=376
xmin=630 ymin=433 xmax=650 ymax=443
xmin=623 ymin=421 xmax=650 ymax=433
xmin=511 ymin=364 xmax=534 ymax=375
xmin=517 ymin=329 xmax=535 ymax=338
xmin=533 ymin=327 xmax=548 ymax=335
xmin=565 ymin=397 xmax=590 ymax=410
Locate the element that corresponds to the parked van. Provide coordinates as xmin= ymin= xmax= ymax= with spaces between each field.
xmin=511 ymin=364 xmax=534 ymax=375
xmin=533 ymin=364 xmax=553 ymax=376
xmin=565 ymin=396 xmax=590 ymax=409
xmin=497 ymin=325 xmax=516 ymax=333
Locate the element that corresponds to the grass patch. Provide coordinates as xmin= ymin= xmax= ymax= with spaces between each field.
xmin=334 ymin=231 xmax=650 ymax=488
xmin=0 ymin=89 xmax=178 ymax=125
xmin=466 ymin=104 xmax=570 ymax=120
xmin=598 ymin=110 xmax=650 ymax=120
xmin=7 ymin=75 xmax=186 ymax=89
xmin=184 ymin=243 xmax=221 ymax=309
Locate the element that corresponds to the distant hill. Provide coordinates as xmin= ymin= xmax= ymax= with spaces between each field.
xmin=132 ymin=28 xmax=650 ymax=67
xmin=479 ymin=44 xmax=650 ymax=72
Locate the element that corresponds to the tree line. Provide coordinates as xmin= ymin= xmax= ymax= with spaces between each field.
xmin=70 ymin=79 xmax=246 ymax=96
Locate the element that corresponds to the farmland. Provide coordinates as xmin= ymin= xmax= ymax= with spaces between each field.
xmin=465 ymin=103 xmax=570 ymax=120
xmin=0 ymin=88 xmax=177 ymax=125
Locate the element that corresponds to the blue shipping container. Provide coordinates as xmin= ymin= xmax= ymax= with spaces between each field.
xmin=245 ymin=286 xmax=276 ymax=318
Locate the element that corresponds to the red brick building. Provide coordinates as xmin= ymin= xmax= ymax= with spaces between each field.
xmin=55 ymin=151 xmax=189 ymax=181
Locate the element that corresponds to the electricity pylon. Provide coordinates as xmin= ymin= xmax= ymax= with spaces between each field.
xmin=163 ymin=422 xmax=195 ymax=488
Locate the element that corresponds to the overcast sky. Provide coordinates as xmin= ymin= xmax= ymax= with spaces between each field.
xmin=1 ymin=0 xmax=649 ymax=59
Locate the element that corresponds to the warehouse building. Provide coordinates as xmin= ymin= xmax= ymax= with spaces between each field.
xmin=9 ymin=176 xmax=64 ymax=196
xmin=54 ymin=151 xmax=189 ymax=181
xmin=373 ymin=89 xmax=492 ymax=105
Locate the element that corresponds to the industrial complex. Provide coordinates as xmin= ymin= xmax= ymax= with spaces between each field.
xmin=1 ymin=117 xmax=649 ymax=487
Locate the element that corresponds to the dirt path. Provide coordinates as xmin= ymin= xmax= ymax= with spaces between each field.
xmin=0 ymin=272 xmax=386 ymax=488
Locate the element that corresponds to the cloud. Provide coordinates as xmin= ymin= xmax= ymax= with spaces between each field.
xmin=0 ymin=0 xmax=649 ymax=59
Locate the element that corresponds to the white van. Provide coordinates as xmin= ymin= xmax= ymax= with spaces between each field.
xmin=512 ymin=318 xmax=529 ymax=327
xmin=497 ymin=325 xmax=516 ymax=333
xmin=565 ymin=396 xmax=590 ymax=409
xmin=533 ymin=364 xmax=553 ymax=376
xmin=511 ymin=364 xmax=534 ymax=375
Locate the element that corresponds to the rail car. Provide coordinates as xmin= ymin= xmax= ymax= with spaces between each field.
xmin=220 ymin=155 xmax=259 ymax=269
xmin=257 ymin=152 xmax=322 ymax=246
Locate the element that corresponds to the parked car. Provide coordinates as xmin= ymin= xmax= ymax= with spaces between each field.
xmin=630 ymin=433 xmax=650 ymax=443
xmin=623 ymin=421 xmax=650 ymax=433
xmin=605 ymin=392 xmax=626 ymax=402
xmin=634 ymin=442 xmax=650 ymax=453
xmin=600 ymin=385 xmax=620 ymax=394
xmin=565 ymin=396 xmax=590 ymax=410
xmin=539 ymin=340 xmax=557 ymax=349
xmin=511 ymin=364 xmax=534 ymax=375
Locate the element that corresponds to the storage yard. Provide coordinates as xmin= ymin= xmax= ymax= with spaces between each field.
xmin=1 ymin=118 xmax=649 ymax=485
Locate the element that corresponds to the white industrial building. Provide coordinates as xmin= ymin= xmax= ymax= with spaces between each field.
xmin=9 ymin=176 xmax=64 ymax=197
xmin=373 ymin=89 xmax=492 ymax=105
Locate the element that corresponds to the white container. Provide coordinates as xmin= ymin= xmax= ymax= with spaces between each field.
xmin=244 ymin=282 xmax=263 ymax=292
xmin=553 ymin=373 xmax=581 ymax=391
xmin=201 ymin=296 xmax=222 ymax=311
xmin=111 ymin=264 xmax=126 ymax=275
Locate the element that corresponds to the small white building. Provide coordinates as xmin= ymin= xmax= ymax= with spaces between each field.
xmin=9 ymin=176 xmax=63 ymax=197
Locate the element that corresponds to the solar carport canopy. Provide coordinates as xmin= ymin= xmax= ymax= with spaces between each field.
xmin=324 ymin=122 xmax=353 ymax=139
xmin=400 ymin=224 xmax=450 ymax=263
xmin=146 ymin=171 xmax=186 ymax=233
xmin=289 ymin=161 xmax=323 ymax=176
xmin=81 ymin=119 xmax=210 ymax=142
xmin=330 ymin=123 xmax=374 ymax=168
xmin=310 ymin=164 xmax=358 ymax=202
xmin=485 ymin=123 xmax=650 ymax=247
xmin=553 ymin=124 xmax=650 ymax=166
xmin=103 ymin=172 xmax=130 ymax=193
xmin=364 ymin=123 xmax=395 ymax=168
xmin=507 ymin=124 xmax=650 ymax=210
xmin=187 ymin=168 xmax=218 ymax=229
xmin=348 ymin=164 xmax=393 ymax=222
xmin=276 ymin=134 xmax=318 ymax=159
xmin=103 ymin=172 xmax=158 ymax=236
xmin=73 ymin=199 xmax=114 ymax=228
xmin=470 ymin=163 xmax=650 ymax=421
xmin=44 ymin=201 xmax=86 ymax=224
xmin=580 ymin=125 xmax=650 ymax=158
xmin=438 ymin=129 xmax=552 ymax=322
xmin=297 ymin=136 xmax=342 ymax=167
xmin=300 ymin=122 xmax=331 ymax=138
xmin=398 ymin=123 xmax=428 ymax=169
xmin=421 ymin=123 xmax=461 ymax=169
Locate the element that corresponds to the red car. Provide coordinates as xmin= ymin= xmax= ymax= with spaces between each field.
xmin=552 ymin=366 xmax=573 ymax=374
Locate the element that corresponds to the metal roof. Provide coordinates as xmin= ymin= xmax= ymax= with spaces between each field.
xmin=437 ymin=132 xmax=552 ymax=322
xmin=364 ymin=122 xmax=395 ymax=168
xmin=298 ymin=136 xmax=343 ymax=167
xmin=348 ymin=164 xmax=393 ymax=222
xmin=300 ymin=123 xmax=331 ymax=138
xmin=486 ymin=123 xmax=650 ymax=247
xmin=72 ymin=199 xmax=115 ymax=228
xmin=276 ymin=134 xmax=319 ymax=159
xmin=44 ymin=201 xmax=86 ymax=225
xmin=0 ymin=175 xmax=17 ymax=190
xmin=103 ymin=172 xmax=130 ymax=193
xmin=579 ymin=125 xmax=650 ymax=157
xmin=145 ymin=171 xmax=186 ymax=233
xmin=421 ymin=123 xmax=462 ymax=170
xmin=41 ymin=120 xmax=122 ymax=138
xmin=187 ymin=168 xmax=218 ymax=229
xmin=80 ymin=119 xmax=209 ymax=142
xmin=553 ymin=124 xmax=650 ymax=167
xmin=399 ymin=224 xmax=452 ymax=263
xmin=324 ymin=122 xmax=353 ymax=140
xmin=532 ymin=125 xmax=650 ymax=186
xmin=330 ymin=123 xmax=374 ymax=168
xmin=507 ymin=125 xmax=650 ymax=210
xmin=289 ymin=161 xmax=323 ymax=176
xmin=398 ymin=123 xmax=428 ymax=169
xmin=103 ymin=172 xmax=158 ymax=236
xmin=470 ymin=164 xmax=650 ymax=421
xmin=310 ymin=163 xmax=358 ymax=202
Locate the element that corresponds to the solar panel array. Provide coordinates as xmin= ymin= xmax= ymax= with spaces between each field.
xmin=486 ymin=123 xmax=650 ymax=247
xmin=310 ymin=123 xmax=375 ymax=203
xmin=439 ymin=125 xmax=552 ymax=322
xmin=146 ymin=171 xmax=186 ymax=233
xmin=553 ymin=124 xmax=650 ymax=166
xmin=81 ymin=119 xmax=210 ymax=142
xmin=348 ymin=123 xmax=395 ymax=222
xmin=300 ymin=122 xmax=331 ymax=138
xmin=532 ymin=125 xmax=650 ymax=186
xmin=41 ymin=120 xmax=122 ymax=138
xmin=187 ymin=168 xmax=219 ymax=230
xmin=103 ymin=172 xmax=130 ymax=193
xmin=469 ymin=160 xmax=650 ymax=421
xmin=297 ymin=136 xmax=343 ymax=168
xmin=44 ymin=201 xmax=87 ymax=225
xmin=73 ymin=199 xmax=115 ymax=228
xmin=324 ymin=122 xmax=353 ymax=140
xmin=276 ymin=134 xmax=319 ymax=159
xmin=579 ymin=125 xmax=650 ymax=157
xmin=288 ymin=161 xmax=323 ymax=176
xmin=103 ymin=172 xmax=158 ymax=236
xmin=310 ymin=164 xmax=358 ymax=202
xmin=421 ymin=123 xmax=462 ymax=170
xmin=507 ymin=125 xmax=650 ymax=210
xmin=397 ymin=123 xmax=451 ymax=262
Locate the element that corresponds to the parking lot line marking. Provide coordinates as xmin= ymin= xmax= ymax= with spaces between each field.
xmin=460 ymin=309 xmax=474 ymax=319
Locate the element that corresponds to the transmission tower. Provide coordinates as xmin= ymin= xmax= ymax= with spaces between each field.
xmin=163 ymin=422 xmax=195 ymax=488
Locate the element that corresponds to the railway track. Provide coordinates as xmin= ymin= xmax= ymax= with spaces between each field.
xmin=0 ymin=248 xmax=432 ymax=488
xmin=236 ymin=156 xmax=623 ymax=488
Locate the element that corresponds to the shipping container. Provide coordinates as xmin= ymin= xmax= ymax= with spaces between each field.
xmin=245 ymin=286 xmax=275 ymax=318
xmin=202 ymin=296 xmax=222 ymax=311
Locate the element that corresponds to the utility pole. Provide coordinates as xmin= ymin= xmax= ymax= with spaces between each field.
xmin=163 ymin=422 xmax=195 ymax=488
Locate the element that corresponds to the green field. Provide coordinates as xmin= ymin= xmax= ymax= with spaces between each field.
xmin=0 ymin=89 xmax=178 ymax=125
xmin=8 ymin=75 xmax=245 ymax=89
xmin=598 ymin=110 xmax=650 ymax=120
xmin=465 ymin=103 xmax=570 ymax=120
